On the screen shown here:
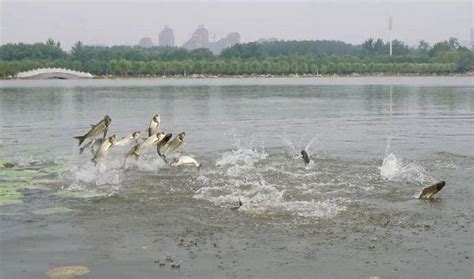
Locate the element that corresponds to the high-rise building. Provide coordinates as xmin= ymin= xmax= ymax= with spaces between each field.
xmin=159 ymin=26 xmax=175 ymax=47
xmin=137 ymin=37 xmax=153 ymax=48
xmin=183 ymin=25 xmax=209 ymax=50
xmin=209 ymin=32 xmax=241 ymax=54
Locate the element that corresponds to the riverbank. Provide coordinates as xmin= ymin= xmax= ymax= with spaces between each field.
xmin=5 ymin=72 xmax=471 ymax=81
xmin=91 ymin=72 xmax=474 ymax=80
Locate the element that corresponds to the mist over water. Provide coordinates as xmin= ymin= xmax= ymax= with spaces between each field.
xmin=0 ymin=77 xmax=473 ymax=278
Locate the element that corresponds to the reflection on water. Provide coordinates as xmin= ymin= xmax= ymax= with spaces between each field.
xmin=1 ymin=78 xmax=473 ymax=160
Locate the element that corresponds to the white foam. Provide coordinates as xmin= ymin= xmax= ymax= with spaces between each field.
xmin=63 ymin=162 xmax=122 ymax=188
xmin=216 ymin=147 xmax=267 ymax=167
xmin=136 ymin=156 xmax=167 ymax=171
xmin=379 ymin=153 xmax=432 ymax=184
xmin=194 ymin=146 xmax=347 ymax=219
xmin=216 ymin=147 xmax=268 ymax=177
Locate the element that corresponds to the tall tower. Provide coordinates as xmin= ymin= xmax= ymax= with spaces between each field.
xmin=470 ymin=27 xmax=473 ymax=50
xmin=388 ymin=15 xmax=393 ymax=56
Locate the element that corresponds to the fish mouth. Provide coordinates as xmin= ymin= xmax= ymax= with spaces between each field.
xmin=153 ymin=133 xmax=165 ymax=144
xmin=436 ymin=181 xmax=446 ymax=191
xmin=104 ymin=115 xmax=112 ymax=125
xmin=132 ymin=131 xmax=141 ymax=139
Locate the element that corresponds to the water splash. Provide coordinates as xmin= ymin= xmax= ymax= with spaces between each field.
xmin=195 ymin=176 xmax=347 ymax=218
xmin=136 ymin=155 xmax=167 ymax=171
xmin=281 ymin=136 xmax=320 ymax=159
xmin=379 ymin=153 xmax=433 ymax=184
xmin=194 ymin=142 xmax=347 ymax=219
xmin=71 ymin=161 xmax=123 ymax=184
xmin=216 ymin=147 xmax=268 ymax=177
xmin=282 ymin=137 xmax=299 ymax=157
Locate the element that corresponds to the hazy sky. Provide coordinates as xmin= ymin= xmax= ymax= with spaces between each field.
xmin=1 ymin=0 xmax=472 ymax=50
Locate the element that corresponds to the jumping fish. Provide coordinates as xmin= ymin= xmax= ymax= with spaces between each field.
xmin=169 ymin=155 xmax=200 ymax=168
xmin=91 ymin=134 xmax=117 ymax=164
xmin=141 ymin=132 xmax=165 ymax=151
xmin=79 ymin=138 xmax=105 ymax=155
xmin=123 ymin=144 xmax=141 ymax=168
xmin=74 ymin=115 xmax=112 ymax=147
xmin=148 ymin=114 xmax=160 ymax=137
xmin=156 ymin=133 xmax=173 ymax=162
xmin=419 ymin=181 xmax=446 ymax=200
xmin=301 ymin=150 xmax=310 ymax=165
xmin=115 ymin=131 xmax=142 ymax=146
xmin=164 ymin=132 xmax=186 ymax=155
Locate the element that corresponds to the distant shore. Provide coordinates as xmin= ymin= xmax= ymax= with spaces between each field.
xmin=89 ymin=72 xmax=474 ymax=80
xmin=3 ymin=72 xmax=473 ymax=81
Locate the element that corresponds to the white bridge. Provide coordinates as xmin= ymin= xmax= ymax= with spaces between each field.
xmin=17 ymin=68 xmax=94 ymax=79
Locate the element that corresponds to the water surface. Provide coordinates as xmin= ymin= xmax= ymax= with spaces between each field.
xmin=0 ymin=77 xmax=473 ymax=278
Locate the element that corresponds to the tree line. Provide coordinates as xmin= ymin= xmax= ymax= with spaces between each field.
xmin=0 ymin=38 xmax=472 ymax=78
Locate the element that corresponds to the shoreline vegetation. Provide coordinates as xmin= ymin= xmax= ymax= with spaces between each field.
xmin=93 ymin=71 xmax=473 ymax=79
xmin=1 ymin=37 xmax=472 ymax=79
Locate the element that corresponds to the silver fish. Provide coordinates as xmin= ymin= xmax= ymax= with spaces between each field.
xmin=140 ymin=132 xmax=165 ymax=152
xmin=92 ymin=134 xmax=117 ymax=164
xmin=123 ymin=144 xmax=141 ymax=168
xmin=115 ymin=131 xmax=142 ymax=146
xmin=148 ymin=114 xmax=160 ymax=137
xmin=79 ymin=138 xmax=105 ymax=155
xmin=169 ymin=155 xmax=200 ymax=168
xmin=74 ymin=115 xmax=112 ymax=147
xmin=419 ymin=181 xmax=446 ymax=200
xmin=164 ymin=132 xmax=186 ymax=155
xmin=156 ymin=133 xmax=173 ymax=162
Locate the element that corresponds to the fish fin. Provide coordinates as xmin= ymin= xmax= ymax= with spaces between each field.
xmin=74 ymin=135 xmax=86 ymax=146
xmin=79 ymin=140 xmax=94 ymax=154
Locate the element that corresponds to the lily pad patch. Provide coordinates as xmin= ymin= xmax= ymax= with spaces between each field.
xmin=0 ymin=169 xmax=38 ymax=182
xmin=1 ymin=162 xmax=16 ymax=168
xmin=0 ymin=184 xmax=23 ymax=205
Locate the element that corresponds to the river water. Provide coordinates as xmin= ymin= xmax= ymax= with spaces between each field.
xmin=0 ymin=77 xmax=473 ymax=278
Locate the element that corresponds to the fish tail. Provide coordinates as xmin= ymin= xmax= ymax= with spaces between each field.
xmin=74 ymin=135 xmax=86 ymax=146
xmin=157 ymin=151 xmax=168 ymax=164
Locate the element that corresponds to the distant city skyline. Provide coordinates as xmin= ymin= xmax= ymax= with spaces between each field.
xmin=1 ymin=0 xmax=472 ymax=50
